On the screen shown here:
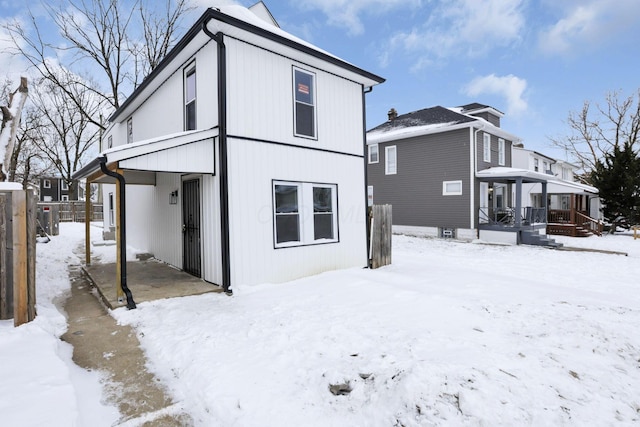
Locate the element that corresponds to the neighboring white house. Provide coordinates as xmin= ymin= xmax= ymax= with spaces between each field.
xmin=74 ymin=4 xmax=385 ymax=293
xmin=511 ymin=145 xmax=601 ymax=221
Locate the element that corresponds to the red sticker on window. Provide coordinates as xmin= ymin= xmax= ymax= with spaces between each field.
xmin=298 ymin=83 xmax=309 ymax=95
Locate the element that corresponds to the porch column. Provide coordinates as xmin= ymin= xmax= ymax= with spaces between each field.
xmin=85 ymin=180 xmax=91 ymax=265
xmin=515 ymin=177 xmax=522 ymax=226
xmin=541 ymin=182 xmax=548 ymax=222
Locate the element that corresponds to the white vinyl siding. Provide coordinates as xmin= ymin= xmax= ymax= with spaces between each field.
xmin=368 ymin=144 xmax=379 ymax=163
xmin=385 ymin=145 xmax=397 ymax=175
xmin=225 ymin=38 xmax=364 ymax=156
xmin=442 ymin=180 xmax=462 ymax=196
xmin=498 ymin=138 xmax=505 ymax=166
xmin=273 ymin=181 xmax=338 ymax=248
xmin=293 ymin=67 xmax=316 ymax=139
xmin=227 ymin=138 xmax=366 ymax=286
xmin=483 ymin=133 xmax=491 ymax=162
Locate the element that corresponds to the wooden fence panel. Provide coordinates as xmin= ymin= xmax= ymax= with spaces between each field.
xmin=369 ymin=204 xmax=392 ymax=269
xmin=0 ymin=195 xmax=8 ymax=319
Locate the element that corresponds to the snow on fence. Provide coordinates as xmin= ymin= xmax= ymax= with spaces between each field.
xmin=369 ymin=204 xmax=392 ymax=269
xmin=0 ymin=187 xmax=37 ymax=326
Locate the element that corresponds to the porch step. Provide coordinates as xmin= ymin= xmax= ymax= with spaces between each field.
xmin=521 ymin=229 xmax=563 ymax=248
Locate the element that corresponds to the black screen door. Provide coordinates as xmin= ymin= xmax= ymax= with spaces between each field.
xmin=182 ymin=179 xmax=201 ymax=277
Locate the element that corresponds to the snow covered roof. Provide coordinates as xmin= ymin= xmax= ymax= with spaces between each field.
xmin=367 ymin=105 xmax=518 ymax=144
xmin=476 ymin=167 xmax=599 ymax=193
xmin=476 ymin=167 xmax=551 ymax=183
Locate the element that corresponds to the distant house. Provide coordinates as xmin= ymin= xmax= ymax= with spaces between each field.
xmin=512 ymin=145 xmax=602 ymax=237
xmin=39 ymin=177 xmax=84 ymax=202
xmin=367 ymin=103 xmax=562 ymax=246
xmin=73 ymin=4 xmax=385 ymax=293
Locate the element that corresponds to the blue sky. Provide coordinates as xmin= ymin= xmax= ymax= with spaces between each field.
xmin=2 ymin=0 xmax=640 ymax=162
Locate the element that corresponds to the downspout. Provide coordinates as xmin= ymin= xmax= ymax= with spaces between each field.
xmin=362 ymin=85 xmax=373 ymax=268
xmin=471 ymin=124 xmax=485 ymax=232
xmin=203 ymin=22 xmax=232 ymax=295
xmin=99 ymin=157 xmax=136 ymax=309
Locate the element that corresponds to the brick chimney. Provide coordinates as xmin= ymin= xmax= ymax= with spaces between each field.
xmin=387 ymin=108 xmax=398 ymax=121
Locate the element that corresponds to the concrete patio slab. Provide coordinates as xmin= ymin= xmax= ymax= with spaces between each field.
xmin=83 ymin=259 xmax=223 ymax=309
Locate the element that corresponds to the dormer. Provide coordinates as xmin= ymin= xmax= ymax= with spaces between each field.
xmin=459 ymin=103 xmax=504 ymax=128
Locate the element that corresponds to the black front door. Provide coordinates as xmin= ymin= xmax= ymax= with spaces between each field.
xmin=182 ymin=179 xmax=201 ymax=277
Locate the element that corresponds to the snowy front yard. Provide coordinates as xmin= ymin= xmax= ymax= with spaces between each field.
xmin=2 ymin=223 xmax=640 ymax=426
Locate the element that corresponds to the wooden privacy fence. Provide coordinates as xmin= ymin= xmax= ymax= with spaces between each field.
xmin=49 ymin=201 xmax=103 ymax=222
xmin=369 ymin=204 xmax=392 ymax=269
xmin=0 ymin=188 xmax=37 ymax=326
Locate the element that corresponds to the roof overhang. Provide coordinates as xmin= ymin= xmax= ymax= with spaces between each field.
xmin=73 ymin=128 xmax=218 ymax=184
xmin=476 ymin=167 xmax=550 ymax=184
xmin=367 ymin=121 xmax=520 ymax=145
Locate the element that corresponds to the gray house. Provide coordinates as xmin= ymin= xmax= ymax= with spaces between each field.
xmin=367 ymin=103 xmax=560 ymax=246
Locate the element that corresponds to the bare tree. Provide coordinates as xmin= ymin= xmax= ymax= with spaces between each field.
xmin=550 ymin=89 xmax=640 ymax=176
xmin=0 ymin=77 xmax=29 ymax=181
xmin=131 ymin=0 xmax=195 ymax=84
xmin=30 ymin=76 xmax=102 ymax=199
xmin=9 ymin=105 xmax=51 ymax=188
xmin=3 ymin=0 xmax=193 ymax=130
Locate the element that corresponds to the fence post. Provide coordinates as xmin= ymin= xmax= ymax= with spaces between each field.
xmin=0 ymin=195 xmax=7 ymax=319
xmin=12 ymin=190 xmax=28 ymax=326
xmin=369 ymin=204 xmax=392 ymax=269
xmin=26 ymin=190 xmax=36 ymax=321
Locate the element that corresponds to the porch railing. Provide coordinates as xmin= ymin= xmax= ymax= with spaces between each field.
xmin=479 ymin=207 xmax=547 ymax=227
xmin=575 ymin=211 xmax=603 ymax=236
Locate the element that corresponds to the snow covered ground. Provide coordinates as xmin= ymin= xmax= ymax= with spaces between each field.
xmin=2 ymin=223 xmax=640 ymax=426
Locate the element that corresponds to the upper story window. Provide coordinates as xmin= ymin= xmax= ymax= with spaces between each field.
xmin=534 ymin=158 xmax=539 ymax=172
xmin=61 ymin=180 xmax=69 ymax=191
xmin=368 ymin=144 xmax=379 ymax=163
xmin=543 ymin=161 xmax=549 ymax=174
xmin=385 ymin=145 xmax=397 ymax=175
xmin=107 ymin=135 xmax=113 ymax=149
xmin=498 ymin=138 xmax=505 ymax=166
xmin=562 ymin=167 xmax=570 ymax=181
xmin=43 ymin=179 xmax=51 ymax=189
xmin=483 ymin=133 xmax=491 ymax=162
xmin=293 ymin=67 xmax=316 ymax=139
xmin=127 ymin=118 xmax=133 ymax=144
xmin=185 ymin=65 xmax=196 ymax=131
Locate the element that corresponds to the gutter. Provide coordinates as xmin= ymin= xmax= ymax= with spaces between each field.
xmin=99 ymin=157 xmax=137 ymax=309
xmin=203 ymin=21 xmax=232 ymax=295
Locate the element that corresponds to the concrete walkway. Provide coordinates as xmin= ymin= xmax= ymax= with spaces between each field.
xmin=61 ymin=264 xmax=194 ymax=426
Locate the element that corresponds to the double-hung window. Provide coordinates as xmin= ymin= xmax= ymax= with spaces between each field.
xmin=185 ymin=65 xmax=196 ymax=131
xmin=368 ymin=144 xmax=379 ymax=163
xmin=385 ymin=145 xmax=397 ymax=175
xmin=293 ymin=67 xmax=316 ymax=139
xmin=498 ymin=138 xmax=505 ymax=165
xmin=273 ymin=181 xmax=338 ymax=247
xmin=43 ymin=179 xmax=51 ymax=189
xmin=127 ymin=118 xmax=133 ymax=144
xmin=483 ymin=133 xmax=491 ymax=162
xmin=61 ymin=180 xmax=69 ymax=191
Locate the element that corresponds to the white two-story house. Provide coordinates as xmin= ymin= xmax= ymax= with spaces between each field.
xmin=74 ymin=4 xmax=385 ymax=295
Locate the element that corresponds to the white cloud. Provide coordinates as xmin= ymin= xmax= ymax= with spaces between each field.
xmin=295 ymin=0 xmax=413 ymax=36
xmin=463 ymin=74 xmax=528 ymax=116
xmin=380 ymin=0 xmax=525 ymax=70
xmin=537 ymin=0 xmax=640 ymax=55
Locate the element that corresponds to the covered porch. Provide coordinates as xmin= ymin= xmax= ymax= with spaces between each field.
xmin=72 ymin=128 xmax=220 ymax=309
xmin=476 ymin=167 xmax=559 ymax=247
